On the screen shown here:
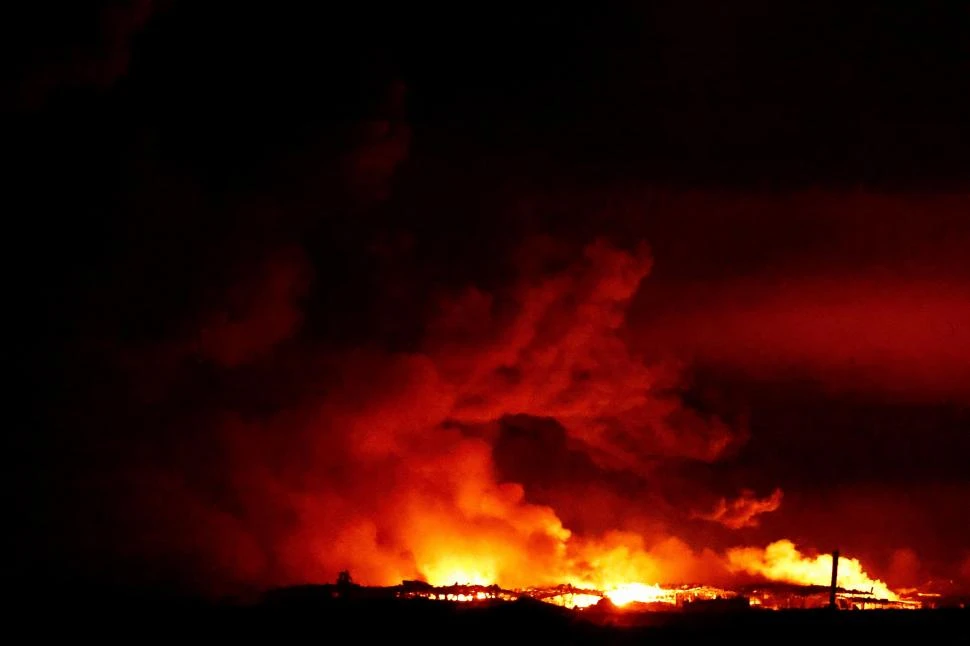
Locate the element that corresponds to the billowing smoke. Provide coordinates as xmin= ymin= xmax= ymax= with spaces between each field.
xmin=6 ymin=0 xmax=158 ymax=108
xmin=886 ymin=548 xmax=921 ymax=589
xmin=30 ymin=154 xmax=940 ymax=599
xmin=102 ymin=234 xmax=742 ymax=594
xmin=693 ymin=488 xmax=783 ymax=529
xmin=27 ymin=156 xmax=952 ymax=600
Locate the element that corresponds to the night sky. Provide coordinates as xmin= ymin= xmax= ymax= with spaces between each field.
xmin=6 ymin=1 xmax=970 ymax=597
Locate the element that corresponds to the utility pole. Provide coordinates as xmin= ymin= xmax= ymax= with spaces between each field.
xmin=829 ymin=550 xmax=840 ymax=609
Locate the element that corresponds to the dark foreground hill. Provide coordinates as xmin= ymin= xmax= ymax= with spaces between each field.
xmin=13 ymin=589 xmax=969 ymax=644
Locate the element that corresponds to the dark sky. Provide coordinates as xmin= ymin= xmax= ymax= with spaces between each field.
xmin=6 ymin=1 xmax=970 ymax=596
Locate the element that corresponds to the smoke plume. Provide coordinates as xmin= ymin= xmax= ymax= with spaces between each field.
xmin=693 ymin=488 xmax=783 ymax=529
xmin=167 ymin=236 xmax=741 ymax=592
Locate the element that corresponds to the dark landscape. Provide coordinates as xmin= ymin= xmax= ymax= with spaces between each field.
xmin=40 ymin=589 xmax=970 ymax=644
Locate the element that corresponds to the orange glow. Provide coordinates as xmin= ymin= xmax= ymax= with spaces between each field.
xmin=209 ymin=241 xmax=910 ymax=609
xmin=393 ymin=536 xmax=907 ymax=610
xmin=603 ymin=582 xmax=673 ymax=606
xmin=727 ymin=540 xmax=898 ymax=601
xmin=394 ymin=534 xmax=906 ymax=611
xmin=230 ymin=240 xmax=753 ymax=593
xmin=418 ymin=551 xmax=500 ymax=587
xmin=563 ymin=594 xmax=604 ymax=609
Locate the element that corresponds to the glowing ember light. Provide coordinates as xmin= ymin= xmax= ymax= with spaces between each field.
xmin=539 ymin=592 xmax=605 ymax=609
xmin=603 ymin=582 xmax=673 ymax=606
xmin=378 ymin=532 xmax=904 ymax=610
xmin=420 ymin=560 xmax=496 ymax=587
xmin=567 ymin=594 xmax=604 ymax=609
xmin=727 ymin=540 xmax=899 ymax=601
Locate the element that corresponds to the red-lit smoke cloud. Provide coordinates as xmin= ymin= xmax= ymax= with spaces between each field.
xmin=45 ymin=184 xmax=970 ymax=596
xmin=638 ymin=278 xmax=970 ymax=402
xmin=428 ymin=239 xmax=735 ymax=471
xmin=104 ymin=236 xmax=743 ymax=594
xmin=626 ymin=191 xmax=970 ymax=403
xmin=693 ymin=488 xmax=783 ymax=529
xmin=8 ymin=0 xmax=159 ymax=107
xmin=886 ymin=548 xmax=921 ymax=589
xmin=194 ymin=247 xmax=312 ymax=368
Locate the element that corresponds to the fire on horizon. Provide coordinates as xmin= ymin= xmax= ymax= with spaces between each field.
xmin=308 ymin=542 xmax=928 ymax=611
xmin=352 ymin=541 xmax=920 ymax=610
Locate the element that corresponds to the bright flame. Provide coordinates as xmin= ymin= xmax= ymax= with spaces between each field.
xmin=727 ymin=540 xmax=898 ymax=601
xmin=603 ymin=582 xmax=673 ymax=606
xmin=542 ymin=592 xmax=604 ymax=609
xmin=421 ymin=560 xmax=496 ymax=587
xmin=567 ymin=594 xmax=604 ymax=609
xmin=396 ymin=535 xmax=901 ymax=609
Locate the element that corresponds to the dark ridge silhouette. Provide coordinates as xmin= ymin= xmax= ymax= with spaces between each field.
xmin=17 ymin=583 xmax=967 ymax=644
